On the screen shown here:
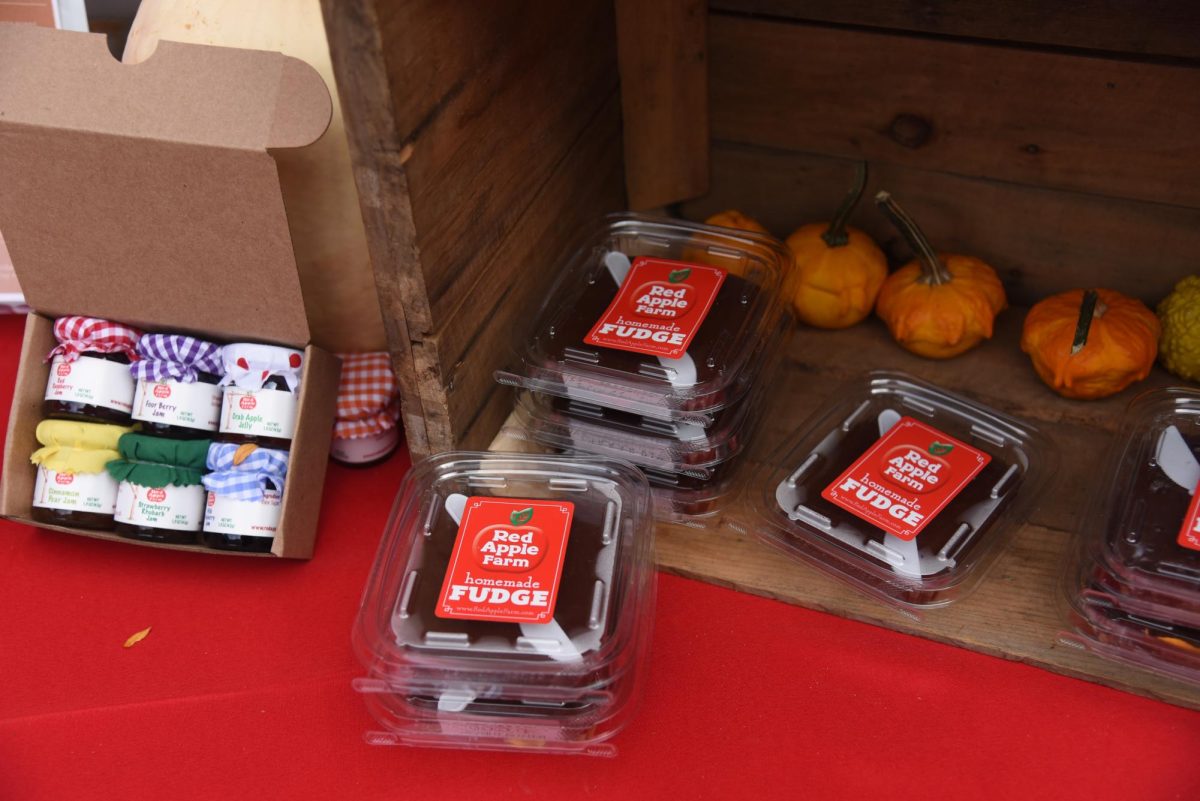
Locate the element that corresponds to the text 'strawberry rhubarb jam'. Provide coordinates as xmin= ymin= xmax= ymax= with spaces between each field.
xmin=745 ymin=371 xmax=1055 ymax=612
xmin=107 ymin=433 xmax=211 ymax=545
xmin=495 ymin=214 xmax=791 ymax=426
xmin=1060 ymin=388 xmax=1200 ymax=684
xmin=352 ymin=452 xmax=656 ymax=756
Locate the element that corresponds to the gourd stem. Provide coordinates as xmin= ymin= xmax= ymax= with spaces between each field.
xmin=821 ymin=161 xmax=868 ymax=248
xmin=1071 ymin=289 xmax=1106 ymax=354
xmin=874 ymin=191 xmax=951 ymax=286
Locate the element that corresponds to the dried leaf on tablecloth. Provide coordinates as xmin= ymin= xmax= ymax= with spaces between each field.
xmin=123 ymin=627 xmax=152 ymax=648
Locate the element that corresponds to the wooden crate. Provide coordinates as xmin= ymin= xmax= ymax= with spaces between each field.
xmin=323 ymin=1 xmax=1200 ymax=706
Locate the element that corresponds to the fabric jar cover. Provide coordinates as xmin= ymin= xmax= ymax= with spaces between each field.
xmin=131 ymin=334 xmax=224 ymax=383
xmin=105 ymin=433 xmax=211 ymax=488
xmin=30 ymin=420 xmax=135 ymax=473
xmin=220 ymin=343 xmax=303 ymax=392
xmin=202 ymin=443 xmax=289 ymax=502
xmin=334 ymin=352 xmax=400 ymax=440
xmin=47 ymin=316 xmax=143 ymax=363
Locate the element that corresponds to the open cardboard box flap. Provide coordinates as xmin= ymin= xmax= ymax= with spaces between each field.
xmin=0 ymin=24 xmax=332 ymax=347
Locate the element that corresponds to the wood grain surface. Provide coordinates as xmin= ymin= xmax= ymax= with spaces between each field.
xmin=707 ymin=14 xmax=1200 ymax=207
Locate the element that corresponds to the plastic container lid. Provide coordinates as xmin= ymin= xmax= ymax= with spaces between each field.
xmin=745 ymin=371 xmax=1055 ymax=611
xmin=495 ymin=214 xmax=790 ymax=425
xmin=353 ymin=452 xmax=656 ymax=752
xmin=1091 ymin=388 xmax=1200 ymax=598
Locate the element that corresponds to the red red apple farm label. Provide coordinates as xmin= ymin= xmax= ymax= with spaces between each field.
xmin=1177 ymin=481 xmax=1200 ymax=552
xmin=584 ymin=257 xmax=726 ymax=360
xmin=821 ymin=417 xmax=991 ymax=541
xmin=436 ymin=497 xmax=575 ymax=623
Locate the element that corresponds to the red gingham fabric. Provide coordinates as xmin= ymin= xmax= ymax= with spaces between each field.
xmin=334 ymin=352 xmax=400 ymax=440
xmin=47 ymin=316 xmax=143 ymax=363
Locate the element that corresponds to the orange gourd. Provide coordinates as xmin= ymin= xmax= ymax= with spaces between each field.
xmin=1020 ymin=288 xmax=1160 ymax=399
xmin=703 ymin=209 xmax=769 ymax=235
xmin=873 ymin=192 xmax=1007 ymax=359
xmin=785 ymin=162 xmax=887 ymax=329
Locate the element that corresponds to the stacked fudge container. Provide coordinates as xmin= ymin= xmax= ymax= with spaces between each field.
xmin=497 ymin=214 xmax=794 ymax=527
xmin=30 ymin=316 xmax=299 ymax=552
xmin=1061 ymin=388 xmax=1200 ymax=683
xmin=352 ymin=452 xmax=656 ymax=755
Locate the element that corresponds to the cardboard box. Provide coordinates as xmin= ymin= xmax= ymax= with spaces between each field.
xmin=0 ymin=24 xmax=339 ymax=558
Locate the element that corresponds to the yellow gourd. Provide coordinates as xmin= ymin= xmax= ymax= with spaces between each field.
xmin=873 ymin=192 xmax=1007 ymax=359
xmin=785 ymin=163 xmax=887 ymax=329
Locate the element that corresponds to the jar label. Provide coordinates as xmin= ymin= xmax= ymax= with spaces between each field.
xmin=436 ymin=497 xmax=574 ymax=624
xmin=133 ymin=379 xmax=222 ymax=431
xmin=1177 ymin=481 xmax=1200 ymax=552
xmin=219 ymin=387 xmax=297 ymax=440
xmin=330 ymin=426 xmax=400 ymax=464
xmin=584 ymin=257 xmax=725 ymax=360
xmin=203 ymin=490 xmax=282 ymax=538
xmin=32 ymin=467 xmax=118 ymax=514
xmin=44 ymin=354 xmax=135 ymax=413
xmin=820 ymin=417 xmax=990 ymax=541
xmin=115 ymin=481 xmax=205 ymax=531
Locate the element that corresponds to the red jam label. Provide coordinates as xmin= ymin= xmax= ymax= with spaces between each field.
xmin=1177 ymin=482 xmax=1200 ymax=552
xmin=436 ymin=497 xmax=574 ymax=623
xmin=584 ymin=256 xmax=725 ymax=360
xmin=821 ymin=417 xmax=991 ymax=541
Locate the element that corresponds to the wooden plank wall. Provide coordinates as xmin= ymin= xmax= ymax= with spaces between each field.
xmin=683 ymin=1 xmax=1200 ymax=306
xmin=323 ymin=0 xmax=626 ymax=454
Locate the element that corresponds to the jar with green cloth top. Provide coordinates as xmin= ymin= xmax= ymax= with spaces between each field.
xmin=30 ymin=419 xmax=134 ymax=530
xmin=107 ymin=433 xmax=212 ymax=544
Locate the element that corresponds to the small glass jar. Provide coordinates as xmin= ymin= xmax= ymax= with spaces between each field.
xmin=201 ymin=442 xmax=288 ymax=553
xmin=29 ymin=419 xmax=132 ymax=530
xmin=132 ymin=372 xmax=222 ymax=439
xmin=218 ymin=344 xmax=303 ymax=451
xmin=31 ymin=465 xmax=120 ymax=530
xmin=42 ymin=316 xmax=143 ymax=425
xmin=43 ymin=351 xmax=136 ymax=425
xmin=330 ymin=425 xmax=401 ymax=468
xmin=106 ymin=434 xmax=211 ymax=545
xmin=202 ymin=488 xmax=282 ymax=553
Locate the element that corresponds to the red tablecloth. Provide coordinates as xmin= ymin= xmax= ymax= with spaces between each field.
xmin=0 ymin=312 xmax=1197 ymax=800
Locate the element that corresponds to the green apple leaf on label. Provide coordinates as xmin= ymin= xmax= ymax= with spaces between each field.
xmin=929 ymin=442 xmax=954 ymax=456
xmin=668 ymin=268 xmax=691 ymax=283
xmin=510 ymin=507 xmax=534 ymax=526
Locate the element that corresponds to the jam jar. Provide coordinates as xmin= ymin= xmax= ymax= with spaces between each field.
xmin=218 ymin=343 xmax=303 ymax=451
xmin=130 ymin=334 xmax=224 ymax=439
xmin=43 ymin=316 xmax=143 ymax=425
xmin=107 ymin=434 xmax=211 ymax=545
xmin=201 ymin=442 xmax=288 ymax=553
xmin=331 ymin=352 xmax=401 ymax=467
xmin=30 ymin=419 xmax=132 ymax=530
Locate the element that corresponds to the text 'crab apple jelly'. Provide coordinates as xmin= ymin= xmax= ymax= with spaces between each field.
xmin=745 ymin=371 xmax=1055 ymax=611
xmin=218 ymin=344 xmax=303 ymax=450
xmin=352 ymin=452 xmax=656 ymax=756
xmin=43 ymin=316 xmax=142 ymax=425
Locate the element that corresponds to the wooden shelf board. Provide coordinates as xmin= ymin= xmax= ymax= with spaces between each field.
xmin=491 ymin=306 xmax=1200 ymax=709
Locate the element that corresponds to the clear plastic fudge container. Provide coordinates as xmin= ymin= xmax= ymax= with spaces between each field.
xmin=495 ymin=214 xmax=791 ymax=426
xmin=353 ymin=452 xmax=657 ymax=755
xmin=744 ymin=371 xmax=1055 ymax=612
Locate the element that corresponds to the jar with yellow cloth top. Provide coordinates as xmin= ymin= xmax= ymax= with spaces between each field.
xmin=30 ymin=420 xmax=134 ymax=529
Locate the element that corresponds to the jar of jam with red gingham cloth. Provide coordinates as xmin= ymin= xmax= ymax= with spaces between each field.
xmin=43 ymin=316 xmax=143 ymax=425
xmin=330 ymin=352 xmax=401 ymax=467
